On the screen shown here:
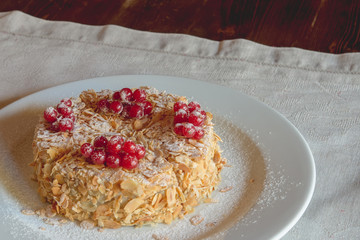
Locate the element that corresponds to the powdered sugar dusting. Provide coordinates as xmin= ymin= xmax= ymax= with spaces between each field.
xmin=0 ymin=106 xmax=291 ymax=240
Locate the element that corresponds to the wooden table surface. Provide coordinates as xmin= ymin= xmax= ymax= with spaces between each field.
xmin=1 ymin=0 xmax=359 ymax=54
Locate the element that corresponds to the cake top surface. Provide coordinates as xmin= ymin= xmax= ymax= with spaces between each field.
xmin=33 ymin=87 xmax=217 ymax=187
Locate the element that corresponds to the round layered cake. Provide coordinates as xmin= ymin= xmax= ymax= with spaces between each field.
xmin=32 ymin=87 xmax=226 ymax=228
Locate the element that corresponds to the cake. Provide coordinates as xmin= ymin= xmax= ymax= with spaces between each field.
xmin=32 ymin=86 xmax=226 ymax=228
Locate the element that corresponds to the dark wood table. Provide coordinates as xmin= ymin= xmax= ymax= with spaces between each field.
xmin=1 ymin=0 xmax=359 ymax=54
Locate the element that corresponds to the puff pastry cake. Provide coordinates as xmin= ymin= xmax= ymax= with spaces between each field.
xmin=32 ymin=87 xmax=226 ymax=228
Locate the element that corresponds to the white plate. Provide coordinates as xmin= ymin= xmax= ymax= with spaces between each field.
xmin=0 ymin=75 xmax=315 ymax=240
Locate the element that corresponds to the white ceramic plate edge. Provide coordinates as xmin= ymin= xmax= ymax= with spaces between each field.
xmin=0 ymin=74 xmax=316 ymax=240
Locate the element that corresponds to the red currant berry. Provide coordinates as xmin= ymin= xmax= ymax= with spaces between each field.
xmin=174 ymin=109 xmax=188 ymax=123
xmin=80 ymin=143 xmax=94 ymax=158
xmin=199 ymin=110 xmax=207 ymax=119
xmin=110 ymin=101 xmax=123 ymax=113
xmin=188 ymin=101 xmax=201 ymax=112
xmin=133 ymin=89 xmax=147 ymax=102
xmin=105 ymin=154 xmax=121 ymax=168
xmin=121 ymin=103 xmax=132 ymax=118
xmin=118 ymin=151 xmax=126 ymax=160
xmin=142 ymin=101 xmax=153 ymax=115
xmin=174 ymin=123 xmax=184 ymax=136
xmin=193 ymin=127 xmax=205 ymax=140
xmin=98 ymin=99 xmax=110 ymax=112
xmin=94 ymin=135 xmax=108 ymax=148
xmin=57 ymin=103 xmax=73 ymax=117
xmin=59 ymin=118 xmax=74 ymax=132
xmin=44 ymin=107 xmax=58 ymax=123
xmin=121 ymin=153 xmax=139 ymax=169
xmin=135 ymin=144 xmax=146 ymax=159
xmin=51 ymin=121 xmax=60 ymax=132
xmin=113 ymin=91 xmax=121 ymax=100
xmin=60 ymin=98 xmax=72 ymax=107
xmin=174 ymin=101 xmax=188 ymax=112
xmin=90 ymin=149 xmax=106 ymax=165
xmin=68 ymin=113 xmax=76 ymax=122
xmin=122 ymin=140 xmax=136 ymax=154
xmin=129 ymin=104 xmax=144 ymax=119
xmin=188 ymin=110 xmax=205 ymax=126
xmin=119 ymin=88 xmax=133 ymax=102
xmin=182 ymin=123 xmax=196 ymax=138
xmin=106 ymin=136 xmax=124 ymax=154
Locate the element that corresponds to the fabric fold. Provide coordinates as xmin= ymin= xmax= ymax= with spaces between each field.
xmin=0 ymin=10 xmax=359 ymax=240
xmin=1 ymin=11 xmax=360 ymax=74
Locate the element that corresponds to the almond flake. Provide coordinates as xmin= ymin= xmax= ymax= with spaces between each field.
xmin=59 ymin=219 xmax=68 ymax=224
xmin=172 ymin=205 xmax=183 ymax=219
xmin=205 ymin=222 xmax=217 ymax=227
xmin=21 ymin=209 xmax=35 ymax=215
xmin=102 ymin=219 xmax=122 ymax=229
xmin=46 ymin=148 xmax=57 ymax=159
xmin=45 ymin=205 xmax=56 ymax=218
xmin=164 ymin=212 xmax=173 ymax=224
xmin=124 ymin=198 xmax=144 ymax=213
xmin=121 ymin=179 xmax=143 ymax=196
xmin=152 ymin=234 xmax=169 ymax=240
xmin=166 ymin=187 xmax=176 ymax=207
xmin=190 ymin=215 xmax=204 ymax=225
xmin=43 ymin=218 xmax=57 ymax=225
xmin=219 ymin=186 xmax=233 ymax=193
xmin=203 ymin=198 xmax=218 ymax=203
xmin=80 ymin=220 xmax=95 ymax=230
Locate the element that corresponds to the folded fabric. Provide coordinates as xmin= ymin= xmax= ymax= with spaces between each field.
xmin=0 ymin=11 xmax=359 ymax=239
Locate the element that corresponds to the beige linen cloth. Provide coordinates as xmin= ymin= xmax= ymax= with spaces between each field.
xmin=0 ymin=11 xmax=359 ymax=239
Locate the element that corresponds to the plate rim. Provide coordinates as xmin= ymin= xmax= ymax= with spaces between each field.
xmin=0 ymin=74 xmax=316 ymax=240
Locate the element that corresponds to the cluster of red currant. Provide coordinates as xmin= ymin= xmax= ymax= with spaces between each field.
xmin=43 ymin=98 xmax=75 ymax=132
xmin=173 ymin=101 xmax=207 ymax=140
xmin=98 ymin=88 xmax=152 ymax=119
xmin=80 ymin=135 xmax=145 ymax=169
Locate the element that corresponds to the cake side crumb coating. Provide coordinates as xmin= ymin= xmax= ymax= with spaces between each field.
xmin=32 ymin=87 xmax=226 ymax=228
